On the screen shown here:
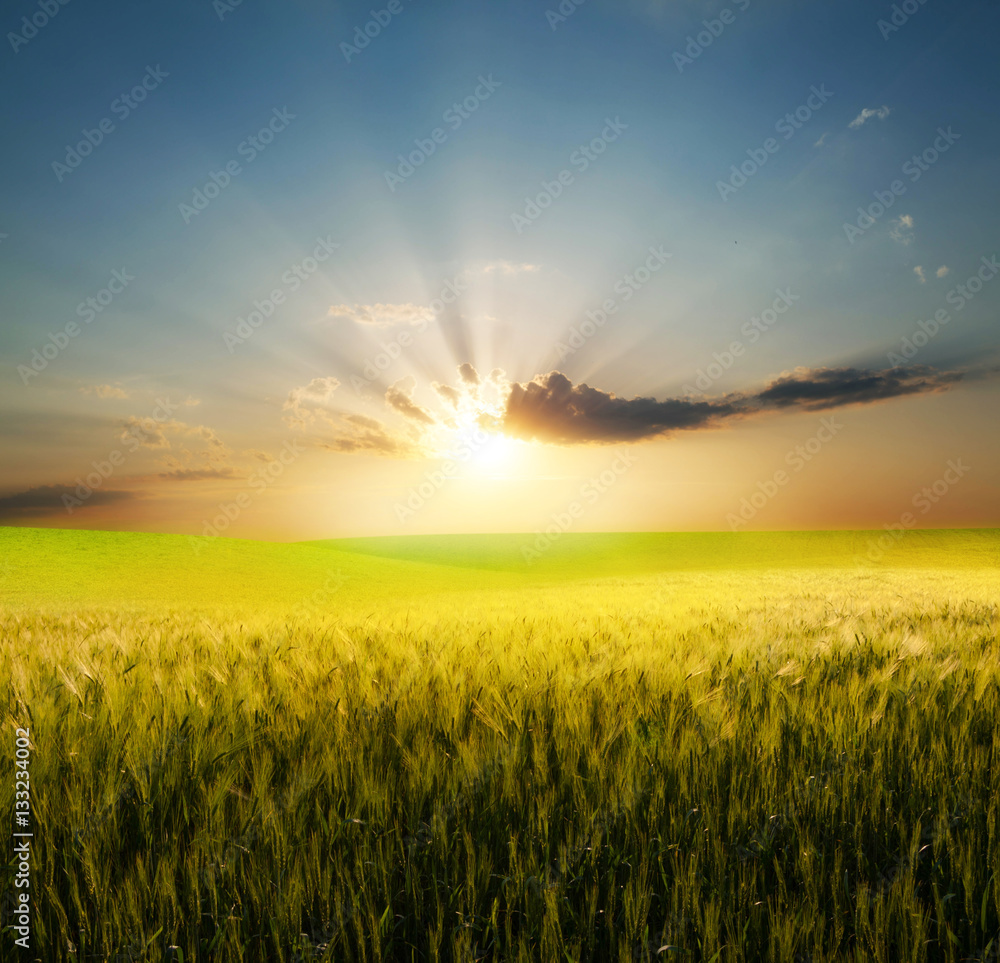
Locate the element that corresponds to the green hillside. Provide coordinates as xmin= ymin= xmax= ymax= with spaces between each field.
xmin=1 ymin=526 xmax=996 ymax=616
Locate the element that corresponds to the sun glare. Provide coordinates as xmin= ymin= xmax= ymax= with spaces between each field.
xmin=471 ymin=432 xmax=520 ymax=471
xmin=436 ymin=415 xmax=525 ymax=477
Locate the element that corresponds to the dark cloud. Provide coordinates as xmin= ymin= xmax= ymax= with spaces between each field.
xmin=502 ymin=365 xmax=965 ymax=445
xmin=0 ymin=485 xmax=136 ymax=519
xmin=753 ymin=365 xmax=962 ymax=411
xmin=503 ymin=371 xmax=739 ymax=443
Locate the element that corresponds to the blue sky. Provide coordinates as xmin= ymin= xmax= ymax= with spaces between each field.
xmin=1 ymin=0 xmax=997 ymax=537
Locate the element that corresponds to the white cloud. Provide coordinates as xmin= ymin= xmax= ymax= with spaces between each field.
xmin=814 ymin=132 xmax=829 ymax=148
xmin=328 ymin=303 xmax=434 ymax=326
xmin=936 ymin=265 xmax=950 ymax=278
xmin=475 ymin=260 xmax=541 ymax=276
xmin=848 ymin=105 xmax=891 ymax=129
xmin=890 ymin=214 xmax=914 ymax=245
xmin=914 ymin=266 xmax=926 ymax=283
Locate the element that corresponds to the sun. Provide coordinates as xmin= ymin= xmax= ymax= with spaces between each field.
xmin=471 ymin=432 xmax=520 ymax=471
xmin=436 ymin=415 xmax=524 ymax=476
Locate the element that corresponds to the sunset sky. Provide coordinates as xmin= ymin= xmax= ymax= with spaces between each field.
xmin=2 ymin=0 xmax=997 ymax=539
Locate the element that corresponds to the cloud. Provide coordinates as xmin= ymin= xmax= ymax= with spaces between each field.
xmin=814 ymin=132 xmax=829 ymax=148
xmin=115 ymin=416 xmax=234 ymax=483
xmin=118 ymin=416 xmax=230 ymax=456
xmin=81 ymin=384 xmax=128 ymax=399
xmin=282 ymin=378 xmax=434 ymax=458
xmin=158 ymin=467 xmax=239 ymax=481
xmin=502 ymin=371 xmax=740 ymax=444
xmin=849 ymin=105 xmax=890 ymax=128
xmin=328 ymin=303 xmax=434 ymax=326
xmin=319 ymin=416 xmax=420 ymax=457
xmin=458 ymin=362 xmax=481 ymax=386
xmin=914 ymin=266 xmax=927 ymax=283
xmin=936 ymin=265 xmax=950 ymax=278
xmin=120 ymin=416 xmax=175 ymax=449
xmin=432 ymin=382 xmax=462 ymax=407
xmin=750 ymin=365 xmax=961 ymax=411
xmin=344 ymin=413 xmax=382 ymax=430
xmin=385 ymin=377 xmax=436 ymax=425
xmin=0 ymin=485 xmax=136 ymax=520
xmin=189 ymin=424 xmax=230 ymax=458
xmin=890 ymin=214 xmax=914 ymax=245
xmin=284 ymin=377 xmax=340 ymax=428
xmin=244 ymin=448 xmax=277 ymax=464
xmin=500 ymin=365 xmax=965 ymax=445
xmin=476 ymin=260 xmax=541 ymax=276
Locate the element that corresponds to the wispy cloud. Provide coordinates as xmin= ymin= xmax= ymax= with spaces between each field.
xmin=936 ymin=265 xmax=950 ymax=278
xmin=318 ymin=416 xmax=421 ymax=457
xmin=158 ymin=467 xmax=239 ymax=481
xmin=474 ymin=260 xmax=541 ymax=276
xmin=848 ymin=105 xmax=890 ymax=128
xmin=914 ymin=266 xmax=927 ymax=283
xmin=328 ymin=303 xmax=435 ymax=326
xmin=81 ymin=384 xmax=128 ymax=399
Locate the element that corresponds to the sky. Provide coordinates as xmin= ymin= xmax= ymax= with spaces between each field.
xmin=1 ymin=0 xmax=997 ymax=540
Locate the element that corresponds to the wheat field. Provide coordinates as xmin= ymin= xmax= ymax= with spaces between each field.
xmin=1 ymin=527 xmax=998 ymax=962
